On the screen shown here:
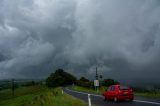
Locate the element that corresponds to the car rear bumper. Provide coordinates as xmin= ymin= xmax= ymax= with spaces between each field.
xmin=117 ymin=94 xmax=134 ymax=100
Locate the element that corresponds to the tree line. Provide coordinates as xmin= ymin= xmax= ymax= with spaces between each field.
xmin=46 ymin=68 xmax=119 ymax=88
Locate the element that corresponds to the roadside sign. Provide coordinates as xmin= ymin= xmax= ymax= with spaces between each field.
xmin=94 ymin=80 xmax=99 ymax=87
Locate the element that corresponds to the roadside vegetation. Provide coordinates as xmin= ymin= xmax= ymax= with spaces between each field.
xmin=0 ymin=69 xmax=89 ymax=106
xmin=134 ymin=91 xmax=160 ymax=98
xmin=0 ymin=85 xmax=88 ymax=106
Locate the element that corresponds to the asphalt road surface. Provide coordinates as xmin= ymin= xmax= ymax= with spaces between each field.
xmin=63 ymin=87 xmax=160 ymax=106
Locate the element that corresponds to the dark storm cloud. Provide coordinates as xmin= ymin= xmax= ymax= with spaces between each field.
xmin=0 ymin=0 xmax=160 ymax=85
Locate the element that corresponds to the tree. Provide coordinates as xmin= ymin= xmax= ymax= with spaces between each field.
xmin=102 ymin=78 xmax=119 ymax=86
xmin=80 ymin=77 xmax=89 ymax=82
xmin=46 ymin=69 xmax=77 ymax=87
xmin=76 ymin=77 xmax=91 ymax=88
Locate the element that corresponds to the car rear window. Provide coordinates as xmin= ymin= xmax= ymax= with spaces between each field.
xmin=111 ymin=86 xmax=115 ymax=91
xmin=119 ymin=85 xmax=130 ymax=90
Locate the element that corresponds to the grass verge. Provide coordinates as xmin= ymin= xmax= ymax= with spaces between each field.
xmin=134 ymin=92 xmax=160 ymax=98
xmin=0 ymin=86 xmax=88 ymax=106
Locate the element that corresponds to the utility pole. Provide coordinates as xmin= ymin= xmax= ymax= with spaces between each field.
xmin=95 ymin=67 xmax=98 ymax=80
xmin=94 ymin=67 xmax=99 ymax=92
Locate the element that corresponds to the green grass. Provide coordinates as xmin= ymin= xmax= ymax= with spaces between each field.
xmin=0 ymin=86 xmax=88 ymax=106
xmin=73 ymin=86 xmax=160 ymax=99
xmin=134 ymin=92 xmax=160 ymax=98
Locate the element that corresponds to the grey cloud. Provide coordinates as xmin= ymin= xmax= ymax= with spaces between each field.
xmin=0 ymin=0 xmax=160 ymax=86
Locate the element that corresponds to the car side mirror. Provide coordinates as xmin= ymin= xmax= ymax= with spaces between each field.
xmin=105 ymin=89 xmax=108 ymax=91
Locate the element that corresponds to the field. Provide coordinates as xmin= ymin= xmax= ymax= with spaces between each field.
xmin=0 ymin=85 xmax=88 ymax=106
xmin=73 ymin=86 xmax=160 ymax=98
xmin=134 ymin=92 xmax=160 ymax=98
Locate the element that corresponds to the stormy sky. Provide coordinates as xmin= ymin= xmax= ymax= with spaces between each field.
xmin=0 ymin=0 xmax=160 ymax=85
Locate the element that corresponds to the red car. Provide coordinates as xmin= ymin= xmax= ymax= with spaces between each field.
xmin=103 ymin=84 xmax=134 ymax=102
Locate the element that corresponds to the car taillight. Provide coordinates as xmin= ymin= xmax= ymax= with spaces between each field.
xmin=119 ymin=90 xmax=122 ymax=94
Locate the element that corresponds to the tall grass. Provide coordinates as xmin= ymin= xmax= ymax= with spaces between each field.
xmin=0 ymin=86 xmax=88 ymax=106
xmin=22 ymin=87 xmax=88 ymax=106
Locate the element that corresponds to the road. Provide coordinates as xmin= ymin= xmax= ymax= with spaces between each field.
xmin=63 ymin=87 xmax=160 ymax=106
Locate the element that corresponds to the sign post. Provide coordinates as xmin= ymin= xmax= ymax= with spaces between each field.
xmin=94 ymin=80 xmax=99 ymax=93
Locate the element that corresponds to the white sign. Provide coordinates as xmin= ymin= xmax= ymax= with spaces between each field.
xmin=94 ymin=80 xmax=99 ymax=87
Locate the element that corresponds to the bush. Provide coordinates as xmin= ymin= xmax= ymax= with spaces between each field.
xmin=102 ymin=79 xmax=119 ymax=87
xmin=76 ymin=80 xmax=92 ymax=88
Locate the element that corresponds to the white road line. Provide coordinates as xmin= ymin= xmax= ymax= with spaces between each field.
xmin=65 ymin=88 xmax=160 ymax=105
xmin=133 ymin=100 xmax=160 ymax=105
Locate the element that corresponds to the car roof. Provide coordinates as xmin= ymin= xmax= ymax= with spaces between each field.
xmin=109 ymin=84 xmax=127 ymax=87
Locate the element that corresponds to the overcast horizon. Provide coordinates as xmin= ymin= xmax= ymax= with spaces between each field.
xmin=0 ymin=0 xmax=160 ymax=86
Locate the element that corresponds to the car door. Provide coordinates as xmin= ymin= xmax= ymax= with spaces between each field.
xmin=110 ymin=86 xmax=116 ymax=99
xmin=106 ymin=86 xmax=112 ymax=99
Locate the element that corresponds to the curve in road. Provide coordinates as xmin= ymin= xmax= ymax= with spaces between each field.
xmin=63 ymin=87 xmax=160 ymax=106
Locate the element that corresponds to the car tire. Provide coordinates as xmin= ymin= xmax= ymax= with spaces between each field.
xmin=114 ymin=97 xmax=118 ymax=102
xmin=129 ymin=98 xmax=133 ymax=102
xmin=104 ymin=96 xmax=108 ymax=101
